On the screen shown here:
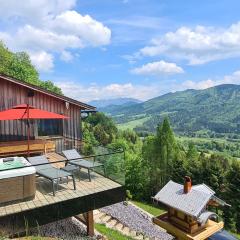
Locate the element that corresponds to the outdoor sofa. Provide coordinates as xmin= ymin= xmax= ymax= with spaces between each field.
xmin=28 ymin=155 xmax=76 ymax=196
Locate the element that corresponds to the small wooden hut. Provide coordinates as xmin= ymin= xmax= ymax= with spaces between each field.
xmin=152 ymin=176 xmax=229 ymax=240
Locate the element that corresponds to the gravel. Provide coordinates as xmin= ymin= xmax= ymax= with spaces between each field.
xmin=30 ymin=217 xmax=98 ymax=240
xmin=101 ymin=202 xmax=174 ymax=240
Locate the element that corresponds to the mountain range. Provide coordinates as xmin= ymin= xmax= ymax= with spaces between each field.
xmin=88 ymin=98 xmax=142 ymax=108
xmin=100 ymin=84 xmax=240 ymax=136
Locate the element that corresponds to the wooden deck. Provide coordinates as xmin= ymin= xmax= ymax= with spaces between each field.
xmin=153 ymin=214 xmax=224 ymax=240
xmin=0 ymin=153 xmax=121 ymax=218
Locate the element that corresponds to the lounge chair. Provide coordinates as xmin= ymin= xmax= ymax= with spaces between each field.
xmin=62 ymin=149 xmax=105 ymax=181
xmin=28 ymin=155 xmax=76 ymax=196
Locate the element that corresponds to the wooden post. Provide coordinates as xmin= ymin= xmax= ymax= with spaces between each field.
xmin=85 ymin=211 xmax=94 ymax=237
xmin=75 ymin=211 xmax=94 ymax=237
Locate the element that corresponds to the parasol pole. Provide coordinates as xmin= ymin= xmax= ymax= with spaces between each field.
xmin=27 ymin=103 xmax=30 ymax=157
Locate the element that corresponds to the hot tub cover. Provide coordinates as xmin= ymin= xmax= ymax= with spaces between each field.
xmin=0 ymin=157 xmax=36 ymax=179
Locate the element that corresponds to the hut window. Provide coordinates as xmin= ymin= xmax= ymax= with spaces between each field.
xmin=38 ymin=119 xmax=63 ymax=136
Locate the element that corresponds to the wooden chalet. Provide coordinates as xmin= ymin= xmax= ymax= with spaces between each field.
xmin=152 ymin=177 xmax=229 ymax=240
xmin=0 ymin=74 xmax=96 ymax=155
xmin=0 ymin=74 xmax=125 ymax=237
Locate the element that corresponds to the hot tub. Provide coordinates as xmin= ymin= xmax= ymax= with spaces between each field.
xmin=0 ymin=157 xmax=36 ymax=204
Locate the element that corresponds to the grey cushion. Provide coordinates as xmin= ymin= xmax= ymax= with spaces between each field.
xmin=62 ymin=149 xmax=83 ymax=160
xmin=71 ymin=159 xmax=103 ymax=168
xmin=28 ymin=156 xmax=50 ymax=171
xmin=37 ymin=167 xmax=72 ymax=179
xmin=62 ymin=149 xmax=103 ymax=169
xmin=28 ymin=155 xmax=72 ymax=179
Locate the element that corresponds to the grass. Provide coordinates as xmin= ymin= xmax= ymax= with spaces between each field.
xmin=117 ymin=116 xmax=150 ymax=130
xmin=232 ymin=232 xmax=240 ymax=239
xmin=95 ymin=223 xmax=134 ymax=240
xmin=176 ymin=135 xmax=229 ymax=144
xmin=17 ymin=237 xmax=57 ymax=240
xmin=131 ymin=200 xmax=166 ymax=216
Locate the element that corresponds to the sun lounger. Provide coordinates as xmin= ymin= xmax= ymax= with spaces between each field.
xmin=62 ymin=149 xmax=105 ymax=181
xmin=28 ymin=155 xmax=76 ymax=196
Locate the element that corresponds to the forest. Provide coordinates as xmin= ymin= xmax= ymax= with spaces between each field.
xmin=83 ymin=112 xmax=240 ymax=235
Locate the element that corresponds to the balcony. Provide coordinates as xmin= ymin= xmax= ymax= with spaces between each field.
xmin=0 ymin=145 xmax=125 ymax=236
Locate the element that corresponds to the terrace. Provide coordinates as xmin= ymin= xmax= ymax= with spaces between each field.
xmin=0 ymin=75 xmax=126 ymax=237
xmin=0 ymin=146 xmax=125 ymax=237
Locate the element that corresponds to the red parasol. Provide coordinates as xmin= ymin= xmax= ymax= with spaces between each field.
xmin=0 ymin=104 xmax=69 ymax=155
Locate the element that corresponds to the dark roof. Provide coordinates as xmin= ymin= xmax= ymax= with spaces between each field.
xmin=0 ymin=74 xmax=96 ymax=110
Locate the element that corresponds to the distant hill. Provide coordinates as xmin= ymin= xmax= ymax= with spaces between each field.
xmin=101 ymin=84 xmax=240 ymax=137
xmin=89 ymin=98 xmax=142 ymax=108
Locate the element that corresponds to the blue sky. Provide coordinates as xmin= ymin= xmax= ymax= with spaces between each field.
xmin=1 ymin=0 xmax=240 ymax=102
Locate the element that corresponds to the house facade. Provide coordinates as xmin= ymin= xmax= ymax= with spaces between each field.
xmin=0 ymin=74 xmax=95 ymax=152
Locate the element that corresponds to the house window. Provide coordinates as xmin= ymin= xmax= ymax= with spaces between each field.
xmin=38 ymin=119 xmax=63 ymax=136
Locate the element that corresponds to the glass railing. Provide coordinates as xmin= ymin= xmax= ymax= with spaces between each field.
xmin=91 ymin=145 xmax=125 ymax=185
xmin=0 ymin=145 xmax=125 ymax=204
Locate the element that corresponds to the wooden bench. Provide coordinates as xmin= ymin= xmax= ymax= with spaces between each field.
xmin=0 ymin=140 xmax=55 ymax=157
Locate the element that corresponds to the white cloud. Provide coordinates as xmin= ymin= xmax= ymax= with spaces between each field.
xmin=15 ymin=25 xmax=83 ymax=51
xmin=29 ymin=51 xmax=54 ymax=72
xmin=55 ymin=70 xmax=240 ymax=102
xmin=60 ymin=50 xmax=73 ymax=62
xmin=140 ymin=22 xmax=240 ymax=65
xmin=0 ymin=0 xmax=111 ymax=72
xmin=0 ymin=0 xmax=76 ymax=23
xmin=107 ymin=16 xmax=164 ymax=30
xmin=56 ymin=81 xmax=162 ymax=102
xmin=52 ymin=11 xmax=111 ymax=46
xmin=172 ymin=70 xmax=240 ymax=93
xmin=131 ymin=60 xmax=184 ymax=76
xmin=122 ymin=53 xmax=141 ymax=64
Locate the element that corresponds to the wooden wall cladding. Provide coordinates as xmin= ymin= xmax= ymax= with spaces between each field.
xmin=0 ymin=78 xmax=82 ymax=142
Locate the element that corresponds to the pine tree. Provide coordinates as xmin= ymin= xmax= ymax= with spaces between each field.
xmin=156 ymin=117 xmax=179 ymax=183
xmin=186 ymin=142 xmax=199 ymax=160
xmin=125 ymin=155 xmax=149 ymax=200
xmin=143 ymin=117 xmax=180 ymax=192
xmin=171 ymin=157 xmax=186 ymax=183
xmin=185 ymin=145 xmax=201 ymax=184
xmin=199 ymin=154 xmax=227 ymax=195
xmin=222 ymin=207 xmax=235 ymax=231
xmin=226 ymin=160 xmax=240 ymax=233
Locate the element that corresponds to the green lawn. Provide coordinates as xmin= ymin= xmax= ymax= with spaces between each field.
xmin=95 ymin=223 xmax=134 ymax=240
xmin=16 ymin=238 xmax=57 ymax=240
xmin=232 ymin=232 xmax=240 ymax=239
xmin=117 ymin=117 xmax=150 ymax=130
xmin=131 ymin=200 xmax=166 ymax=216
xmin=176 ymin=135 xmax=228 ymax=144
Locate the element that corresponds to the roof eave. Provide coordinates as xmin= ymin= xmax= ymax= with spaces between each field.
xmin=0 ymin=74 xmax=96 ymax=110
xmin=152 ymin=197 xmax=200 ymax=219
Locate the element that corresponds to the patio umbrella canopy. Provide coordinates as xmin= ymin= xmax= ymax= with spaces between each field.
xmin=0 ymin=104 xmax=69 ymax=156
xmin=0 ymin=104 xmax=69 ymax=120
